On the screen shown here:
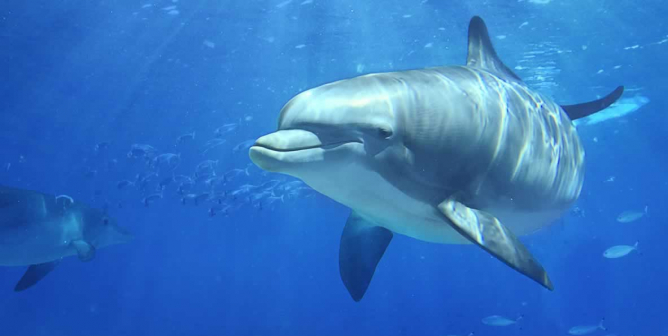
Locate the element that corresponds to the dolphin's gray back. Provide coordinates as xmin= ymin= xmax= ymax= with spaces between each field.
xmin=433 ymin=66 xmax=584 ymax=211
xmin=345 ymin=65 xmax=584 ymax=213
xmin=0 ymin=186 xmax=50 ymax=228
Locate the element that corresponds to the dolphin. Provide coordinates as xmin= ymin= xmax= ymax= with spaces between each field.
xmin=249 ymin=16 xmax=623 ymax=301
xmin=0 ymin=185 xmax=133 ymax=291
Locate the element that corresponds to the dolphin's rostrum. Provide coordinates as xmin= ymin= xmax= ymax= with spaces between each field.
xmin=0 ymin=185 xmax=133 ymax=291
xmin=250 ymin=16 xmax=623 ymax=301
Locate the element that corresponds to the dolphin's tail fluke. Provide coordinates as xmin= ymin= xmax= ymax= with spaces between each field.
xmin=560 ymin=86 xmax=624 ymax=120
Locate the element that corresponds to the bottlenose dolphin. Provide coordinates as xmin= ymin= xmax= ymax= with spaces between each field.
xmin=249 ymin=16 xmax=623 ymax=301
xmin=0 ymin=185 xmax=133 ymax=291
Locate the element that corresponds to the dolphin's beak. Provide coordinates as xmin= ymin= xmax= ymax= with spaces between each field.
xmin=249 ymin=129 xmax=325 ymax=172
xmin=254 ymin=129 xmax=323 ymax=152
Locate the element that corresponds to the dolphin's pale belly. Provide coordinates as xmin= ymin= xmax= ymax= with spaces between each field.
xmin=302 ymin=162 xmax=561 ymax=245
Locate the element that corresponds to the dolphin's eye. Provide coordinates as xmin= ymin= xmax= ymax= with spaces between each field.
xmin=377 ymin=127 xmax=393 ymax=139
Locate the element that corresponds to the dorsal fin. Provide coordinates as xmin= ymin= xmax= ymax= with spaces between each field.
xmin=466 ymin=16 xmax=522 ymax=82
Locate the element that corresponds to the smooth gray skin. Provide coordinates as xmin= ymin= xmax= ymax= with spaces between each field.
xmin=0 ymin=185 xmax=133 ymax=289
xmin=249 ymin=16 xmax=617 ymax=300
xmin=251 ymin=63 xmax=583 ymax=238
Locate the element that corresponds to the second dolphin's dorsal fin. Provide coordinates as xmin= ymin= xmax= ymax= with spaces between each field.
xmin=560 ymin=86 xmax=625 ymax=120
xmin=466 ymin=16 xmax=522 ymax=82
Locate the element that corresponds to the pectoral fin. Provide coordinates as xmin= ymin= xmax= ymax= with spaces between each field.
xmin=71 ymin=240 xmax=96 ymax=262
xmin=339 ymin=211 xmax=393 ymax=302
xmin=438 ymin=198 xmax=553 ymax=290
xmin=14 ymin=260 xmax=62 ymax=292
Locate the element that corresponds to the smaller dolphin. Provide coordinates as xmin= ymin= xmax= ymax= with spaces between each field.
xmin=0 ymin=185 xmax=133 ymax=291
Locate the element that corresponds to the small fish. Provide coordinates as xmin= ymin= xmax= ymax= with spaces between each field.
xmin=204 ymin=176 xmax=225 ymax=188
xmin=481 ymin=315 xmax=522 ymax=326
xmin=249 ymin=190 xmax=273 ymax=203
xmin=94 ymin=142 xmax=110 ymax=153
xmin=209 ymin=191 xmax=227 ymax=204
xmin=276 ymin=0 xmax=292 ymax=8
xmin=181 ymin=193 xmax=197 ymax=205
xmin=603 ymin=242 xmax=638 ymax=259
xmin=196 ymin=160 xmax=219 ymax=173
xmin=209 ymin=204 xmax=232 ymax=217
xmin=194 ymin=193 xmax=211 ymax=205
xmin=223 ymin=168 xmax=250 ymax=182
xmin=208 ymin=207 xmax=218 ymax=217
xmin=214 ymin=123 xmax=238 ymax=137
xmin=117 ymin=180 xmax=135 ymax=190
xmin=142 ymin=193 xmax=163 ymax=207
xmin=152 ymin=153 xmax=181 ymax=170
xmin=194 ymin=172 xmax=216 ymax=183
xmin=202 ymin=138 xmax=226 ymax=155
xmin=127 ymin=144 xmax=157 ymax=159
xmin=616 ymin=206 xmax=648 ymax=223
xmin=238 ymin=184 xmax=256 ymax=191
xmin=232 ymin=139 xmax=255 ymax=153
xmin=571 ymin=206 xmax=585 ymax=218
xmin=177 ymin=181 xmax=195 ymax=195
xmin=259 ymin=179 xmax=282 ymax=191
xmin=229 ymin=188 xmax=250 ymax=200
xmin=176 ymin=132 xmax=196 ymax=144
xmin=287 ymin=186 xmax=315 ymax=199
xmin=173 ymin=175 xmax=194 ymax=184
xmin=159 ymin=176 xmax=174 ymax=190
xmin=234 ymin=184 xmax=257 ymax=196
xmin=568 ymin=320 xmax=606 ymax=335
xmin=265 ymin=195 xmax=285 ymax=206
xmin=135 ymin=172 xmax=157 ymax=184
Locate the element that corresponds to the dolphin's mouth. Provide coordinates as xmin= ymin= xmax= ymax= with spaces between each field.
xmin=252 ymin=140 xmax=356 ymax=152
xmin=248 ymin=129 xmax=362 ymax=172
xmin=251 ymin=129 xmax=360 ymax=153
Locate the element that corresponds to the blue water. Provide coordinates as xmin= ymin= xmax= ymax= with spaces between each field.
xmin=1 ymin=1 xmax=667 ymax=335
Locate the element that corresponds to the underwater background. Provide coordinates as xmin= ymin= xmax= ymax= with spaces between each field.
xmin=0 ymin=0 xmax=666 ymax=335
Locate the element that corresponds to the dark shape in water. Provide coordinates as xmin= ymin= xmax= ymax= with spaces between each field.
xmin=0 ymin=184 xmax=133 ymax=291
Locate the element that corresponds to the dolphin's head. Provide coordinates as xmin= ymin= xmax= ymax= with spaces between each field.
xmin=79 ymin=207 xmax=134 ymax=249
xmin=250 ymin=75 xmax=414 ymax=205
